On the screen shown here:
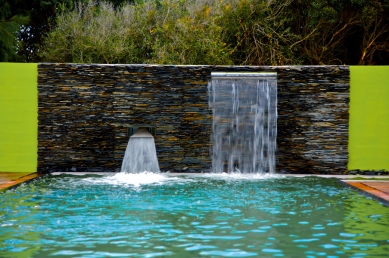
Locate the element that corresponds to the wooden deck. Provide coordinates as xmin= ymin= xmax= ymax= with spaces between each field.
xmin=343 ymin=181 xmax=389 ymax=204
xmin=0 ymin=172 xmax=42 ymax=191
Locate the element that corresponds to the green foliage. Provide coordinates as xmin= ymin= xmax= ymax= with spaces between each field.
xmin=42 ymin=1 xmax=131 ymax=63
xmin=0 ymin=0 xmax=29 ymax=61
xmin=0 ymin=0 xmax=132 ymax=62
xmin=148 ymin=0 xmax=232 ymax=64
xmin=12 ymin=0 xmax=389 ymax=64
xmin=10 ymin=0 xmax=76 ymax=62
xmin=289 ymin=0 xmax=389 ymax=64
xmin=41 ymin=0 xmax=234 ymax=64
xmin=219 ymin=0 xmax=298 ymax=65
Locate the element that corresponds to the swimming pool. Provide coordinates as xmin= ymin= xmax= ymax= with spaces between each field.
xmin=1 ymin=173 xmax=389 ymax=257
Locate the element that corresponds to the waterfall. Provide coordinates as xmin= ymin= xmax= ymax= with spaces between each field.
xmin=121 ymin=128 xmax=160 ymax=173
xmin=209 ymin=72 xmax=277 ymax=173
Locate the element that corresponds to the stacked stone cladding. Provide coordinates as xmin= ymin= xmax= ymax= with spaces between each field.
xmin=38 ymin=63 xmax=349 ymax=174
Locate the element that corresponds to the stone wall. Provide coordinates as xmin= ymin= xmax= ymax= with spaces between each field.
xmin=38 ymin=64 xmax=349 ymax=174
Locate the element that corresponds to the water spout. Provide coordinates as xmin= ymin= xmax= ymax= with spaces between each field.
xmin=121 ymin=128 xmax=160 ymax=173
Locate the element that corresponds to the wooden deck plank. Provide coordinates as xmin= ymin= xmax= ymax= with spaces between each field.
xmin=344 ymin=181 xmax=389 ymax=203
xmin=0 ymin=172 xmax=42 ymax=191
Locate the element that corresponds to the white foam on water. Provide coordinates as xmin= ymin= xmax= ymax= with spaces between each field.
xmin=81 ymin=172 xmax=284 ymax=188
xmin=82 ymin=172 xmax=192 ymax=187
xmin=198 ymin=172 xmax=284 ymax=181
xmin=82 ymin=172 xmax=284 ymax=185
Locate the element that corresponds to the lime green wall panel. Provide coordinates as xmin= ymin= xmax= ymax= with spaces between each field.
xmin=1 ymin=64 xmax=387 ymax=172
xmin=349 ymin=66 xmax=389 ymax=170
xmin=0 ymin=63 xmax=37 ymax=172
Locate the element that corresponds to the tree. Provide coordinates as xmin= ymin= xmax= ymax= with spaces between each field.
xmin=357 ymin=0 xmax=389 ymax=64
xmin=41 ymin=0 xmax=233 ymax=65
xmin=39 ymin=0 xmax=389 ymax=65
xmin=17 ymin=0 xmax=75 ymax=62
xmin=147 ymin=0 xmax=233 ymax=65
xmin=0 ymin=0 xmax=131 ymax=62
xmin=0 ymin=0 xmax=28 ymax=61
xmin=287 ymin=0 xmax=389 ymax=65
xmin=219 ymin=0 xmax=296 ymax=65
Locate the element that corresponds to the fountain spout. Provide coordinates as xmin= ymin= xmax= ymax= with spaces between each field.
xmin=121 ymin=128 xmax=160 ymax=173
xmin=131 ymin=128 xmax=154 ymax=138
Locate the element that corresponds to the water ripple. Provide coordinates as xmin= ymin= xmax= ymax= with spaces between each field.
xmin=1 ymin=175 xmax=389 ymax=257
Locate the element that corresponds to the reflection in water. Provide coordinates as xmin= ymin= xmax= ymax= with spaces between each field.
xmin=342 ymin=195 xmax=389 ymax=256
xmin=1 ymin=174 xmax=388 ymax=258
xmin=0 ymin=187 xmax=42 ymax=258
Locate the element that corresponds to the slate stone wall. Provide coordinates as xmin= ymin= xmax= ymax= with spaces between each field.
xmin=38 ymin=64 xmax=349 ymax=174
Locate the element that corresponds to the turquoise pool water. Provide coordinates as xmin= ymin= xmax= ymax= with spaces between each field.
xmin=1 ymin=173 xmax=389 ymax=257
